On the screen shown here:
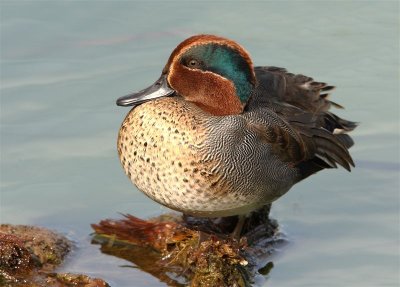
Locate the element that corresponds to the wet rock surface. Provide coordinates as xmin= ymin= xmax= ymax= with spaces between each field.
xmin=0 ymin=224 xmax=109 ymax=287
xmin=92 ymin=205 xmax=284 ymax=287
xmin=0 ymin=206 xmax=282 ymax=286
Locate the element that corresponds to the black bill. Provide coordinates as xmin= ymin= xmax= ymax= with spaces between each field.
xmin=116 ymin=74 xmax=175 ymax=107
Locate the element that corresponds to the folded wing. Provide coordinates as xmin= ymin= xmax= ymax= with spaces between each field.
xmin=246 ymin=66 xmax=358 ymax=180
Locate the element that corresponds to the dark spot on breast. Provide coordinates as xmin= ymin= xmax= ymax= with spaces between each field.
xmin=178 ymin=162 xmax=182 ymax=167
xmin=146 ymin=158 xmax=150 ymax=163
xmin=133 ymin=151 xmax=137 ymax=156
xmin=183 ymin=178 xmax=188 ymax=183
xmin=144 ymin=142 xmax=147 ymax=147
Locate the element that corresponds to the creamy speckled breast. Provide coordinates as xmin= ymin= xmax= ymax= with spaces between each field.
xmin=117 ymin=97 xmax=297 ymax=217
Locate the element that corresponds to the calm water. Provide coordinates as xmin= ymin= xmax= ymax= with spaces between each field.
xmin=1 ymin=1 xmax=399 ymax=286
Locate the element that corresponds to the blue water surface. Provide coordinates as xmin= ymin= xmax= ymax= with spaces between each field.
xmin=1 ymin=1 xmax=399 ymax=286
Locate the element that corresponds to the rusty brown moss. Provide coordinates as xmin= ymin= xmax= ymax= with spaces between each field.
xmin=91 ymin=205 xmax=280 ymax=287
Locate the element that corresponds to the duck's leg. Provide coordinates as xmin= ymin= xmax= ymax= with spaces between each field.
xmin=197 ymin=230 xmax=211 ymax=245
xmin=231 ymin=215 xmax=246 ymax=240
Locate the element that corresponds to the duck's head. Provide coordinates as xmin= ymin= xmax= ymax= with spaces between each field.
xmin=117 ymin=35 xmax=256 ymax=116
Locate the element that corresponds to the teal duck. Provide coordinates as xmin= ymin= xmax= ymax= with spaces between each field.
xmin=116 ymin=34 xmax=357 ymax=220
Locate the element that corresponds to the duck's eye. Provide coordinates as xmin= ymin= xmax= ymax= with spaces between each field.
xmin=186 ymin=59 xmax=200 ymax=68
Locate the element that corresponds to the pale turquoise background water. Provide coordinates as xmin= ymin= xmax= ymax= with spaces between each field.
xmin=1 ymin=1 xmax=399 ymax=286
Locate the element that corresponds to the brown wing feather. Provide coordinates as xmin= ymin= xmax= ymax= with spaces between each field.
xmin=246 ymin=66 xmax=357 ymax=179
xmin=250 ymin=66 xmax=340 ymax=112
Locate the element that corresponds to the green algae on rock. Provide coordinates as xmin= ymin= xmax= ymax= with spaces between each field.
xmin=0 ymin=224 xmax=109 ymax=287
xmin=92 ymin=207 xmax=282 ymax=287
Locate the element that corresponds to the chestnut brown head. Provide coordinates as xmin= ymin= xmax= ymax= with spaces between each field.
xmin=117 ymin=35 xmax=256 ymax=116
